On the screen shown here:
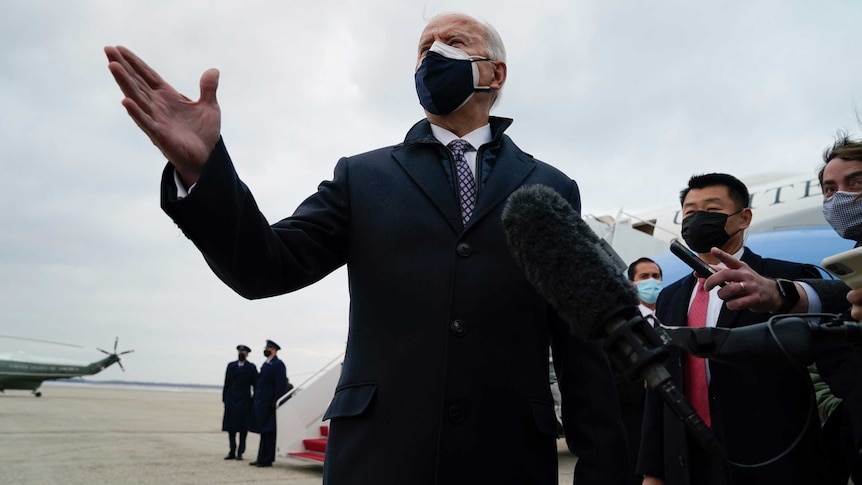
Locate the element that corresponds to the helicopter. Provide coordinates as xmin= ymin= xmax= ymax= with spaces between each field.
xmin=0 ymin=337 xmax=133 ymax=397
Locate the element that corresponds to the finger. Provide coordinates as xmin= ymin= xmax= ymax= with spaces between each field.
xmin=199 ymin=68 xmax=220 ymax=105
xmin=703 ymin=268 xmax=731 ymax=291
xmin=120 ymin=98 xmax=158 ymax=140
xmin=720 ymin=281 xmax=747 ymax=301
xmin=710 ymin=247 xmax=744 ymax=269
xmin=115 ymin=45 xmax=167 ymax=90
xmin=106 ymin=49 xmax=156 ymax=111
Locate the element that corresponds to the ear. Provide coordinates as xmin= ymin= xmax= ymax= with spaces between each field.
xmin=490 ymin=60 xmax=507 ymax=89
xmin=738 ymin=207 xmax=753 ymax=230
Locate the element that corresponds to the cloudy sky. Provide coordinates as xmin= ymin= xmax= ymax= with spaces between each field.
xmin=2 ymin=0 xmax=861 ymax=386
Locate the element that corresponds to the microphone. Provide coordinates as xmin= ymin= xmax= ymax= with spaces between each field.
xmin=658 ymin=314 xmax=862 ymax=364
xmin=501 ymin=184 xmax=724 ymax=459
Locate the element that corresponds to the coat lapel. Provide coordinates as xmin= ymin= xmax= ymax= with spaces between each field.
xmin=468 ymin=140 xmax=535 ymax=228
xmin=389 ymin=117 xmax=534 ymax=234
xmin=717 ymin=249 xmax=763 ymax=328
xmin=675 ymin=275 xmax=698 ymax=327
xmin=391 ymin=143 xmax=462 ymax=234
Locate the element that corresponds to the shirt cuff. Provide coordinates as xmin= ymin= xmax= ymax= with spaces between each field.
xmin=174 ymin=170 xmax=196 ymax=198
xmin=798 ymin=282 xmax=821 ymax=313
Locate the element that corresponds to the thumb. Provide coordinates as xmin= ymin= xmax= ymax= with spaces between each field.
xmin=199 ymin=68 xmax=220 ymax=105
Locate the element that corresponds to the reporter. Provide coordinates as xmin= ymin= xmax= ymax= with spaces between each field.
xmin=700 ymin=132 xmax=862 ymax=484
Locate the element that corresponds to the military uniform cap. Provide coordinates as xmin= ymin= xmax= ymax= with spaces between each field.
xmin=265 ymin=339 xmax=281 ymax=350
xmin=236 ymin=345 xmax=251 ymax=353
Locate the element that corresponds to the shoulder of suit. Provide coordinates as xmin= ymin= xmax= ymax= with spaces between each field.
xmin=759 ymin=256 xmax=816 ymax=278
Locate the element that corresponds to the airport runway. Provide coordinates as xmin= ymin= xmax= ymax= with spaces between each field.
xmin=0 ymin=382 xmax=579 ymax=484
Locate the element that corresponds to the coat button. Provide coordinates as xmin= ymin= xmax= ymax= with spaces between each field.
xmin=455 ymin=242 xmax=472 ymax=257
xmin=448 ymin=405 xmax=465 ymax=423
xmin=451 ymin=320 xmax=467 ymax=336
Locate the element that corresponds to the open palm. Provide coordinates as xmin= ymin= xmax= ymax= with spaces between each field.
xmin=105 ymin=46 xmax=221 ymax=185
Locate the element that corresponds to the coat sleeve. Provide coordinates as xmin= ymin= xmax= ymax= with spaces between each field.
xmin=251 ymin=364 xmax=259 ymax=392
xmin=802 ymin=278 xmax=851 ymax=314
xmin=222 ymin=364 xmax=230 ymax=404
xmin=275 ymin=360 xmax=289 ymax=405
xmin=637 ymin=383 xmax=666 ymax=478
xmin=553 ymin=322 xmax=629 ymax=484
xmin=160 ymin=138 xmax=350 ymax=300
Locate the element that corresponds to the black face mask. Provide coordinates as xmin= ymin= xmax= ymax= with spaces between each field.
xmin=263 ymin=349 xmax=272 ymax=358
xmin=414 ymin=41 xmax=493 ymax=115
xmin=238 ymin=353 xmax=246 ymax=362
xmin=681 ymin=210 xmax=742 ymax=253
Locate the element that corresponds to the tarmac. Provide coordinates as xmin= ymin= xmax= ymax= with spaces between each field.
xmin=0 ymin=382 xmax=579 ymax=484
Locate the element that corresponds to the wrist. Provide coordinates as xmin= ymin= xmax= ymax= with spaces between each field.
xmin=773 ymin=278 xmax=800 ymax=314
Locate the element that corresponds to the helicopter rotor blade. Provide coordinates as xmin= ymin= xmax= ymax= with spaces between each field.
xmin=0 ymin=335 xmax=84 ymax=348
xmin=97 ymin=348 xmax=110 ymax=355
xmin=118 ymin=350 xmax=134 ymax=356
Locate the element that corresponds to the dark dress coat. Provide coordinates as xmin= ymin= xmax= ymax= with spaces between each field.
xmin=222 ymin=360 xmax=258 ymax=432
xmin=637 ymin=248 xmax=828 ymax=485
xmin=252 ymin=356 xmax=289 ymax=434
xmin=160 ymin=117 xmax=629 ymax=485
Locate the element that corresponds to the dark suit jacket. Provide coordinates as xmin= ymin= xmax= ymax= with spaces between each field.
xmin=222 ymin=360 xmax=258 ymax=432
xmin=637 ymin=248 xmax=827 ymax=485
xmin=805 ymin=278 xmax=862 ymax=481
xmin=160 ymin=117 xmax=628 ymax=485
xmin=252 ymin=356 xmax=289 ymax=434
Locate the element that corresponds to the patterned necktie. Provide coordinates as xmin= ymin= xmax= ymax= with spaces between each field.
xmin=448 ymin=139 xmax=476 ymax=225
xmin=685 ymin=278 xmax=711 ymax=427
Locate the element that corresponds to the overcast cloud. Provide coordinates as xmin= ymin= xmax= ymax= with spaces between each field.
xmin=1 ymin=0 xmax=861 ymax=385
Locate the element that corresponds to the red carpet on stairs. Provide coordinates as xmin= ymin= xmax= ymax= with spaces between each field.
xmin=287 ymin=425 xmax=328 ymax=463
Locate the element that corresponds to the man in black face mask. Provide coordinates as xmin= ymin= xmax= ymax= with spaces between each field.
xmin=104 ymin=11 xmax=628 ymax=485
xmin=222 ymin=344 xmax=257 ymax=460
xmin=638 ymin=173 xmax=827 ymax=485
xmin=250 ymin=340 xmax=290 ymax=468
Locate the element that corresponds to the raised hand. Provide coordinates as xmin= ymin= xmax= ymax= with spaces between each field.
xmin=705 ymin=248 xmax=803 ymax=313
xmin=105 ymin=45 xmax=221 ymax=186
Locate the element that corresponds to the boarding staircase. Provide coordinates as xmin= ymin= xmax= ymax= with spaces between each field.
xmin=275 ymin=354 xmax=342 ymax=465
xmin=287 ymin=424 xmax=329 ymax=462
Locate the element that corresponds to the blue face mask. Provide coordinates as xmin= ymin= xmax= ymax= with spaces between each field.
xmin=415 ymin=41 xmax=494 ymax=115
xmin=636 ymin=278 xmax=663 ymax=304
xmin=823 ymin=191 xmax=862 ymax=242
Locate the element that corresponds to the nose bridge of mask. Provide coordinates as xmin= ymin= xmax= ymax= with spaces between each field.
xmin=637 ymin=278 xmax=662 ymax=289
xmin=428 ymin=40 xmax=491 ymax=91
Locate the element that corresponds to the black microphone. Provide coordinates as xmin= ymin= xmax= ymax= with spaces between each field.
xmin=501 ymin=184 xmax=724 ymax=459
xmin=658 ymin=314 xmax=862 ymax=364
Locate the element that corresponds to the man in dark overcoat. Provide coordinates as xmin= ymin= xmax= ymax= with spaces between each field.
xmin=105 ymin=12 xmax=629 ymax=484
xmin=222 ymin=344 xmax=257 ymax=460
xmin=250 ymin=340 xmax=289 ymax=468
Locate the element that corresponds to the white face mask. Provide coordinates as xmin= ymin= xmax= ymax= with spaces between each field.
xmin=823 ymin=191 xmax=862 ymax=242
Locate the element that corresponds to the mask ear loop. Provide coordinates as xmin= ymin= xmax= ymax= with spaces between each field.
xmin=470 ymin=59 xmax=496 ymax=92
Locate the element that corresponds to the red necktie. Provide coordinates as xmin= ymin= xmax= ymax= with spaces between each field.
xmin=685 ymin=278 xmax=711 ymax=426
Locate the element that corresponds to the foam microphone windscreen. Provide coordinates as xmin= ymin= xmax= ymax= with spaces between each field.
xmin=501 ymin=184 xmax=640 ymax=341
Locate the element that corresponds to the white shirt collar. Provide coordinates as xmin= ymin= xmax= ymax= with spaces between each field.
xmin=429 ymin=123 xmax=492 ymax=150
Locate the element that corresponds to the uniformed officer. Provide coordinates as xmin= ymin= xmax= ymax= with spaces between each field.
xmin=222 ymin=344 xmax=257 ymax=460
